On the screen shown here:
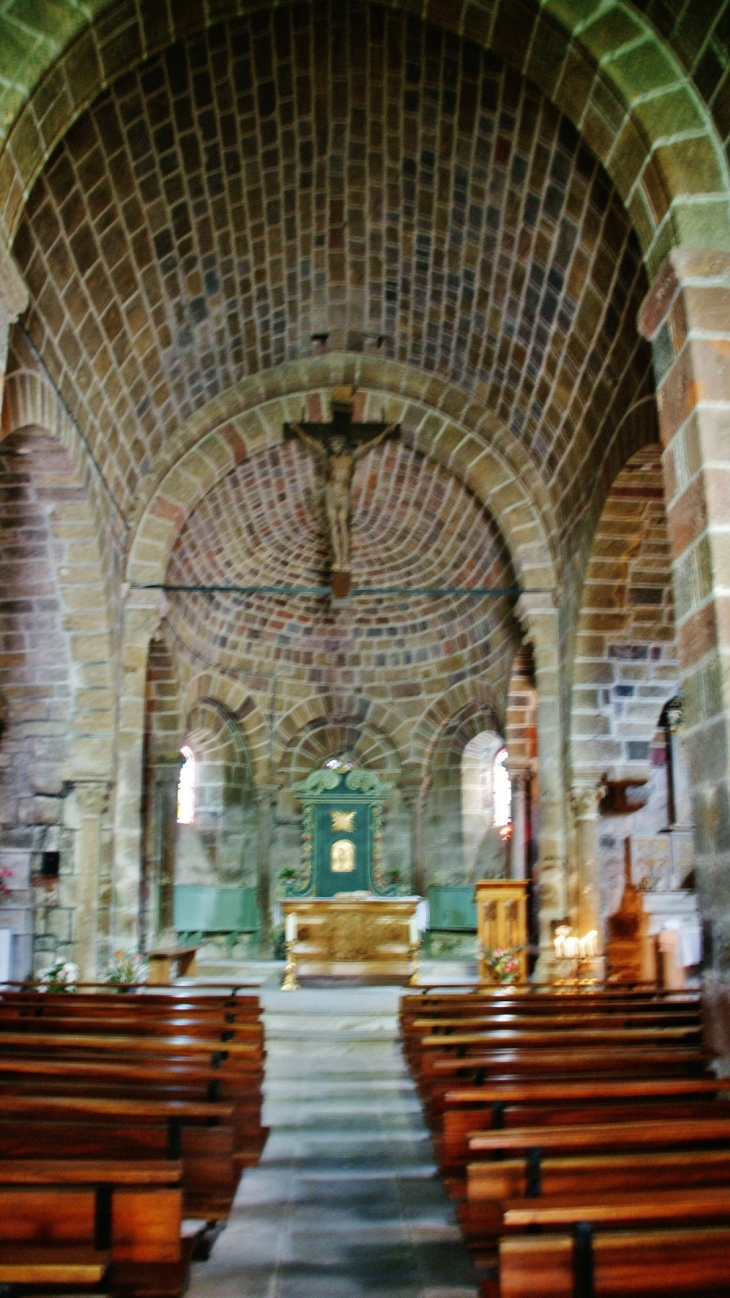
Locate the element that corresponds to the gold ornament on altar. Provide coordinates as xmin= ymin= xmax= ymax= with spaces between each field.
xmin=330 ymin=839 xmax=355 ymax=872
xmin=331 ymin=810 xmax=356 ymax=833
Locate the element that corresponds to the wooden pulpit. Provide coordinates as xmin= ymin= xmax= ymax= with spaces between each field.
xmin=474 ymin=879 xmax=529 ymax=982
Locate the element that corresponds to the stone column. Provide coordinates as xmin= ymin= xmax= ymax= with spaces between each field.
xmin=639 ymin=249 xmax=730 ymax=975
xmin=403 ymin=778 xmax=429 ymax=896
xmin=509 ymin=767 xmax=530 ymax=881
xmin=570 ymin=780 xmax=606 ymax=947
xmin=255 ymin=782 xmax=280 ymax=950
xmin=111 ymin=593 xmax=167 ymax=948
xmin=516 ymin=594 xmax=569 ymax=970
xmin=73 ymin=780 xmax=110 ymax=981
xmin=665 ymin=698 xmax=693 ymax=829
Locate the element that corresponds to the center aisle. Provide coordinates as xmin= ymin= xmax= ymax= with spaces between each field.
xmin=188 ymin=985 xmax=479 ymax=1298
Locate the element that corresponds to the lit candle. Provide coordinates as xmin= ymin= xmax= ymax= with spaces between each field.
xmin=579 ymin=929 xmax=597 ymax=958
xmin=564 ymin=935 xmax=580 ymax=959
xmin=285 ymin=913 xmax=297 ymax=943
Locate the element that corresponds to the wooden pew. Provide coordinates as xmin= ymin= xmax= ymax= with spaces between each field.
xmin=462 ymin=1148 xmax=730 ymax=1247
xmin=399 ymin=986 xmax=729 ymax=1298
xmin=502 ymin=1185 xmax=730 ymax=1230
xmin=0 ymin=1093 xmax=238 ymax=1220
xmin=0 ymin=1055 xmax=266 ymax=1164
xmin=0 ymin=1246 xmax=109 ymax=1287
xmin=438 ymin=1098 xmax=730 ymax=1177
xmin=497 ymin=1225 xmax=730 ymax=1298
xmin=468 ymin=1116 xmax=730 ymax=1160
xmin=0 ymin=1158 xmax=187 ymax=1297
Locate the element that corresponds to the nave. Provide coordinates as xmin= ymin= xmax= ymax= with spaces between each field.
xmin=188 ymin=986 xmax=478 ymax=1298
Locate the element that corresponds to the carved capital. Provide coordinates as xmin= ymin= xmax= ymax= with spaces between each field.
xmin=571 ymin=781 xmax=606 ymax=820
xmin=122 ymin=587 xmax=169 ymax=644
xmin=74 ymin=780 xmax=111 ymax=817
xmin=508 ymin=765 xmax=531 ymax=793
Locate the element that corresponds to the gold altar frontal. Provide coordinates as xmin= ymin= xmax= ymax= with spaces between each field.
xmin=281 ymin=896 xmax=420 ymax=982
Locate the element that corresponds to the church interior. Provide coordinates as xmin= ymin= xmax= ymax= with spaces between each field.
xmin=1 ymin=0 xmax=730 ymax=1294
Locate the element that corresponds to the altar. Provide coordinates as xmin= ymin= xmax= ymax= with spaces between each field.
xmin=281 ymin=895 xmax=424 ymax=982
xmin=280 ymin=764 xmax=424 ymax=982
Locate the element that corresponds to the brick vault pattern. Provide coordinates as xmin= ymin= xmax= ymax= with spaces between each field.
xmin=10 ymin=3 xmax=653 ymax=550
xmin=165 ymin=435 xmax=519 ymax=724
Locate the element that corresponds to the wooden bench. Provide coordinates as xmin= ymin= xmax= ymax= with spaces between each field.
xmin=497 ymin=1225 xmax=730 ymax=1298
xmin=0 ymin=1056 xmax=266 ymax=1163
xmin=0 ymin=1093 xmax=239 ymax=1220
xmin=147 ymin=947 xmax=199 ymax=984
xmin=399 ymin=986 xmax=730 ymax=1297
xmin=0 ymin=1158 xmax=188 ymax=1297
xmin=462 ymin=1157 xmax=730 ymax=1256
xmin=0 ymin=1245 xmax=110 ymax=1285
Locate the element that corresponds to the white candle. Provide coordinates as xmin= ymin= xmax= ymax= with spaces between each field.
xmin=285 ymin=913 xmax=297 ymax=943
xmin=409 ymin=914 xmax=419 ymax=946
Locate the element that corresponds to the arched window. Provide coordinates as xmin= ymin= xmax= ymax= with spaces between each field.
xmin=493 ymin=747 xmax=512 ymax=829
xmin=461 ymin=732 xmax=511 ymax=877
xmin=177 ymin=745 xmax=197 ymax=825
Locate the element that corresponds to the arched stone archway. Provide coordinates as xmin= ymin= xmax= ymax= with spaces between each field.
xmin=1 ymin=0 xmax=727 ymax=276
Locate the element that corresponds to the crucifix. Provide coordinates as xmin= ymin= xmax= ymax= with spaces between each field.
xmin=284 ymin=386 xmax=400 ymax=597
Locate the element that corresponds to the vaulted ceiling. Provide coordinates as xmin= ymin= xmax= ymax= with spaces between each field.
xmin=9 ymin=0 xmax=655 ymax=564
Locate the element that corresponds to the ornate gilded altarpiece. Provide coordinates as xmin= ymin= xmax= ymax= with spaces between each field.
xmin=284 ymin=768 xmax=419 ymax=981
xmin=289 ymin=767 xmax=392 ymax=897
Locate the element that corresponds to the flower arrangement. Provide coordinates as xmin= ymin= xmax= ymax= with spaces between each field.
xmin=36 ymin=958 xmax=79 ymax=993
xmin=0 ymin=866 xmax=12 ymax=898
xmin=483 ymin=946 xmax=522 ymax=984
xmin=105 ymin=950 xmax=148 ymax=985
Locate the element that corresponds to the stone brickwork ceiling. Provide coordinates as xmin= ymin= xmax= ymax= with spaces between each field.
xmin=10 ymin=4 xmax=652 ymax=551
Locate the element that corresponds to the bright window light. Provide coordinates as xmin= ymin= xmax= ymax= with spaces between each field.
xmin=493 ymin=747 xmax=512 ymax=828
xmin=177 ymin=745 xmax=196 ymax=825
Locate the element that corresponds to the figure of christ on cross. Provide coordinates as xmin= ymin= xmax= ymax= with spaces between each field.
xmin=285 ymin=387 xmax=400 ymax=589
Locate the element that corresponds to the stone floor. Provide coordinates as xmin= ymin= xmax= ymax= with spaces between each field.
xmin=187 ymin=985 xmax=479 ymax=1298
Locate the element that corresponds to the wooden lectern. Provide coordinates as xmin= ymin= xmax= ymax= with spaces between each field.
xmin=474 ymin=879 xmax=529 ymax=982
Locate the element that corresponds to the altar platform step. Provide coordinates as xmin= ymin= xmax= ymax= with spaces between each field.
xmin=191 ymin=956 xmax=478 ymax=989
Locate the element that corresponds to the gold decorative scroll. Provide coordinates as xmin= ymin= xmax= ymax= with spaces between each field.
xmin=330 ymin=839 xmax=355 ymax=872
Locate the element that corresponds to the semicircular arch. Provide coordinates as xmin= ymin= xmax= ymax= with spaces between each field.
xmin=0 ymin=0 xmax=727 ymax=276
xmin=126 ymin=356 xmax=559 ymax=599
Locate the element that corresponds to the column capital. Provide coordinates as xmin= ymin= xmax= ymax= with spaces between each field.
xmin=507 ymin=764 xmax=532 ymax=791
xmin=73 ymin=780 xmax=111 ymax=817
xmin=570 ymin=779 xmax=606 ymax=820
xmin=122 ymin=587 xmax=169 ymax=644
